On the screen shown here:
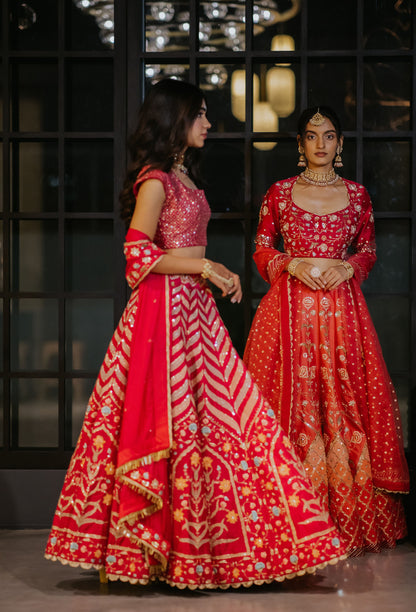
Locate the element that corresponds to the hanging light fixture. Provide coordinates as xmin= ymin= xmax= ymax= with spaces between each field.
xmin=74 ymin=0 xmax=115 ymax=47
xmin=231 ymin=70 xmax=260 ymax=122
xmin=271 ymin=34 xmax=295 ymax=54
xmin=253 ymin=102 xmax=278 ymax=151
xmin=266 ymin=67 xmax=296 ymax=117
xmin=72 ymin=1 xmax=301 ymax=53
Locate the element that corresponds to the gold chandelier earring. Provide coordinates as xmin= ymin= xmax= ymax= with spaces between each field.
xmin=297 ymin=145 xmax=307 ymax=167
xmin=334 ymin=145 xmax=343 ymax=168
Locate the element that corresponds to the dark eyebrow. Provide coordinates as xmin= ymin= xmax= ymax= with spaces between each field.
xmin=305 ymin=129 xmax=336 ymax=135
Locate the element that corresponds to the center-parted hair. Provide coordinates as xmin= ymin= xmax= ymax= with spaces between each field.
xmin=120 ymin=79 xmax=205 ymax=227
xmin=297 ymin=106 xmax=343 ymax=140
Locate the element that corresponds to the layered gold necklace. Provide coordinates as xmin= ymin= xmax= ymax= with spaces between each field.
xmin=300 ymin=167 xmax=339 ymax=186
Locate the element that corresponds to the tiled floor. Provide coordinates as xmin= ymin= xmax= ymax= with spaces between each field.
xmin=0 ymin=530 xmax=415 ymax=612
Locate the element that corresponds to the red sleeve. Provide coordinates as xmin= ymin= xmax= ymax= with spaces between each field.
xmin=133 ymin=167 xmax=168 ymax=197
xmin=346 ymin=187 xmax=377 ymax=284
xmin=253 ymin=185 xmax=293 ymax=284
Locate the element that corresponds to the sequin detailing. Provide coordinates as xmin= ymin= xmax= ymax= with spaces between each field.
xmin=244 ymin=176 xmax=409 ymax=555
xmin=134 ymin=168 xmax=211 ymax=249
xmin=45 ymin=275 xmax=346 ymax=587
xmin=253 ymin=176 xmax=376 ymax=285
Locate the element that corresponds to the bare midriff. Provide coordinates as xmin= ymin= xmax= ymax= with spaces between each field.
xmin=165 ymin=246 xmax=205 ymax=258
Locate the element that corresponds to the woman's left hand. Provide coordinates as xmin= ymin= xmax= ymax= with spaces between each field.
xmin=322 ymin=264 xmax=351 ymax=291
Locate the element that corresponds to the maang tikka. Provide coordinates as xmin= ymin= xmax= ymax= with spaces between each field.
xmin=309 ymin=109 xmax=325 ymax=126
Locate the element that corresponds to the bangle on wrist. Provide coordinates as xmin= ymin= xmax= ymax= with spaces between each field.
xmin=201 ymin=258 xmax=213 ymax=279
xmin=287 ymin=258 xmax=304 ymax=276
xmin=201 ymin=258 xmax=234 ymax=287
xmin=341 ymin=260 xmax=354 ymax=279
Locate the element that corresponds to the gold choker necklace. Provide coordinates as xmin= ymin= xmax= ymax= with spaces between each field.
xmin=300 ymin=167 xmax=339 ymax=186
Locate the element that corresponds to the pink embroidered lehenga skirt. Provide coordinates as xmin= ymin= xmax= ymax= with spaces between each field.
xmin=45 ymin=274 xmax=346 ymax=588
xmin=244 ymin=274 xmax=409 ymax=555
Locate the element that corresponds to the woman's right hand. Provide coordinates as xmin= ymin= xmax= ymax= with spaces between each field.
xmin=203 ymin=260 xmax=242 ymax=303
xmin=288 ymin=260 xmax=327 ymax=291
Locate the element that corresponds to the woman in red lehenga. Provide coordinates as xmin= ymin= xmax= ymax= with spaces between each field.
xmin=244 ymin=106 xmax=409 ymax=556
xmin=45 ymin=82 xmax=345 ymax=588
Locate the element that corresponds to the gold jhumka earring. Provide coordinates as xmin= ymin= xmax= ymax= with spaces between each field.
xmin=297 ymin=145 xmax=307 ymax=167
xmin=334 ymin=145 xmax=343 ymax=168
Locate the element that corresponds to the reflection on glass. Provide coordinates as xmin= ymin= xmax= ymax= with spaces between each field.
xmin=65 ymin=141 xmax=113 ymax=212
xmin=12 ymin=141 xmax=59 ymax=212
xmin=66 ymin=60 xmax=114 ymax=131
xmin=308 ymin=61 xmax=356 ymax=131
xmin=146 ymin=1 xmax=191 ymax=52
xmin=11 ymin=298 xmax=58 ymax=371
xmin=11 ymin=220 xmax=59 ymax=292
xmin=66 ymin=378 xmax=95 ymax=447
xmin=201 ymin=64 xmax=245 ymax=133
xmin=65 ymin=220 xmax=114 ymax=292
xmin=364 ymin=61 xmax=411 ymax=131
xmin=363 ymin=141 xmax=411 ymax=212
xmin=254 ymin=4 xmax=300 ymax=51
xmin=366 ymin=296 xmax=409 ymax=373
xmin=251 ymin=62 xmax=299 ymax=135
xmin=201 ymin=140 xmax=245 ymax=212
xmin=12 ymin=379 xmax=59 ymax=448
xmin=145 ymin=64 xmax=190 ymax=89
xmin=364 ymin=1 xmax=412 ymax=50
xmin=145 ymin=1 xmax=301 ymax=55
xmin=13 ymin=62 xmax=58 ymax=131
xmin=71 ymin=0 xmax=115 ymax=49
xmin=11 ymin=0 xmax=58 ymax=51
xmin=362 ymin=219 xmax=410 ymax=295
xmin=65 ymin=298 xmax=113 ymax=371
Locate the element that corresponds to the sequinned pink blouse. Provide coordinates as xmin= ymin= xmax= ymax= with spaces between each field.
xmin=133 ymin=168 xmax=211 ymax=249
xmin=254 ymin=176 xmax=377 ymax=284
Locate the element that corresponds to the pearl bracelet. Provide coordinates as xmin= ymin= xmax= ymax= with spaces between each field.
xmin=287 ymin=258 xmax=304 ymax=276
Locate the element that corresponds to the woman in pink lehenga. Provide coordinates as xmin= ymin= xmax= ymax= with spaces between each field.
xmin=45 ymin=82 xmax=345 ymax=588
xmin=244 ymin=106 xmax=409 ymax=556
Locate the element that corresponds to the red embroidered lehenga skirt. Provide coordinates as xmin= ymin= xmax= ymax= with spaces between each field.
xmin=45 ymin=274 xmax=345 ymax=588
xmin=244 ymin=275 xmax=409 ymax=555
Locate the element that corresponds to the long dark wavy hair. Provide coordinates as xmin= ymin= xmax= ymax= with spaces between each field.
xmin=297 ymin=106 xmax=343 ymax=140
xmin=119 ymin=79 xmax=205 ymax=227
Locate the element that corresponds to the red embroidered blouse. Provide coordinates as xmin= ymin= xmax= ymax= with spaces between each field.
xmin=253 ymin=176 xmax=377 ymax=285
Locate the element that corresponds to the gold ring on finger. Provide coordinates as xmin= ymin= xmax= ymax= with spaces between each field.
xmin=310 ymin=266 xmax=321 ymax=278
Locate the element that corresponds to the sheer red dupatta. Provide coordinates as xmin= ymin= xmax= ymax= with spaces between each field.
xmin=115 ymin=227 xmax=173 ymax=571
